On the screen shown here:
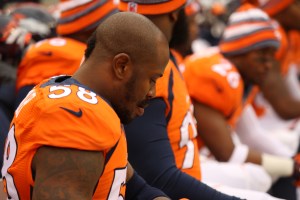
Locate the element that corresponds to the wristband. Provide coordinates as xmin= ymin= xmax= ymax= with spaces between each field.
xmin=262 ymin=154 xmax=293 ymax=177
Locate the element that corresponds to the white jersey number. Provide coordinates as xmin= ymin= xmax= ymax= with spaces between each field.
xmin=179 ymin=106 xmax=198 ymax=169
xmin=48 ymin=85 xmax=98 ymax=104
xmin=212 ymin=62 xmax=240 ymax=89
xmin=2 ymin=125 xmax=20 ymax=200
xmin=107 ymin=167 xmax=127 ymax=200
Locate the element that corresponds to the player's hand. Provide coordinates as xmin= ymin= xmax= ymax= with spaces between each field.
xmin=18 ymin=18 xmax=51 ymax=38
xmin=5 ymin=26 xmax=31 ymax=48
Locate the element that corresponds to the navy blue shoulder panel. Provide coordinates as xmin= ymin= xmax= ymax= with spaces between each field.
xmin=40 ymin=75 xmax=78 ymax=88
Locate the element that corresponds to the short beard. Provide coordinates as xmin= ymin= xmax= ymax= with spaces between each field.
xmin=112 ymin=74 xmax=138 ymax=124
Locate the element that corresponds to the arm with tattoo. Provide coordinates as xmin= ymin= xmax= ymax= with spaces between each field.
xmin=31 ymin=146 xmax=104 ymax=200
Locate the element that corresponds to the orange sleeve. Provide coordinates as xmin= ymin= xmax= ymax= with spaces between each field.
xmin=279 ymin=30 xmax=300 ymax=75
xmin=155 ymin=59 xmax=173 ymax=116
xmin=16 ymin=37 xmax=86 ymax=91
xmin=287 ymin=31 xmax=300 ymax=68
xmin=184 ymin=53 xmax=244 ymax=118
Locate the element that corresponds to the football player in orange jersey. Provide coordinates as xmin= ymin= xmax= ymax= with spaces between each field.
xmin=0 ymin=15 xmax=18 ymax=178
xmin=15 ymin=0 xmax=119 ymax=107
xmin=169 ymin=1 xmax=273 ymax=193
xmin=119 ymin=0 xmax=247 ymax=200
xmin=168 ymin=2 xmax=287 ymax=199
xmin=245 ymin=0 xmax=300 ymax=134
xmin=169 ymin=0 xmax=200 ymax=65
xmin=0 ymin=5 xmax=56 ymax=172
xmin=184 ymin=2 xmax=300 ymax=197
xmin=1 ymin=12 xmax=171 ymax=200
xmin=244 ymin=1 xmax=300 ymax=199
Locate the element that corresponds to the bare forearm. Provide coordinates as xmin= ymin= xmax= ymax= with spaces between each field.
xmin=0 ymin=179 xmax=7 ymax=200
xmin=264 ymin=90 xmax=300 ymax=119
xmin=260 ymin=67 xmax=300 ymax=119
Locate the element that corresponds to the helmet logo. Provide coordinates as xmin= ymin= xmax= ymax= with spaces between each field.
xmin=128 ymin=2 xmax=137 ymax=12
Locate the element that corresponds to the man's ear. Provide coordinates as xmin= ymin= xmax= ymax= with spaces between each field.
xmin=169 ymin=9 xmax=180 ymax=23
xmin=112 ymin=53 xmax=132 ymax=80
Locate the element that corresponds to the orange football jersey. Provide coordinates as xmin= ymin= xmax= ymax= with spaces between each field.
xmin=2 ymin=76 xmax=127 ymax=200
xmin=252 ymin=28 xmax=300 ymax=117
xmin=280 ymin=30 xmax=300 ymax=75
xmin=16 ymin=37 xmax=86 ymax=92
xmin=155 ymin=52 xmax=201 ymax=180
xmin=184 ymin=48 xmax=244 ymax=127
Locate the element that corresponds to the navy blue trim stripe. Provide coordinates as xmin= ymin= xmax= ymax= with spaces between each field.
xmin=170 ymin=51 xmax=179 ymax=71
xmin=243 ymin=84 xmax=253 ymax=103
xmin=170 ymin=51 xmax=183 ymax=79
xmin=230 ymin=17 xmax=269 ymax=25
xmin=93 ymin=137 xmax=120 ymax=195
xmin=77 ymin=9 xmax=119 ymax=33
xmin=222 ymin=27 xmax=275 ymax=42
xmin=105 ymin=138 xmax=120 ymax=164
xmin=165 ymin=52 xmax=178 ymax=124
xmin=166 ymin=69 xmax=174 ymax=124
xmin=221 ymin=39 xmax=279 ymax=56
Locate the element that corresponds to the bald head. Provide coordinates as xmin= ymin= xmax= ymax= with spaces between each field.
xmin=75 ymin=12 xmax=169 ymax=123
xmin=85 ymin=12 xmax=168 ymax=65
